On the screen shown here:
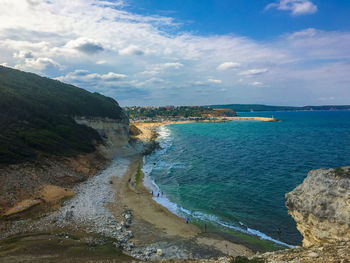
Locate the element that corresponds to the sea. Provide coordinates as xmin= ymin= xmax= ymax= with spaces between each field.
xmin=142 ymin=110 xmax=350 ymax=247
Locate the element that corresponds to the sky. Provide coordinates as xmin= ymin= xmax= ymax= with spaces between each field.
xmin=0 ymin=0 xmax=349 ymax=106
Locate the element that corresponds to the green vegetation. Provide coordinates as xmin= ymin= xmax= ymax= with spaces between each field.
xmin=124 ymin=106 xmax=236 ymax=120
xmin=210 ymin=104 xmax=350 ymax=112
xmin=231 ymin=256 xmax=265 ymax=263
xmin=135 ymin=165 xmax=142 ymax=185
xmin=129 ymin=124 xmax=142 ymax=136
xmin=0 ymin=232 xmax=132 ymax=262
xmin=0 ymin=66 xmax=127 ymax=164
xmin=334 ymin=167 xmax=350 ymax=178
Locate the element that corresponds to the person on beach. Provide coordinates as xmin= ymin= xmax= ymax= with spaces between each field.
xmin=157 ymin=193 xmax=160 ymax=197
xmin=151 ymin=190 xmax=153 ymax=196
xmin=186 ymin=217 xmax=189 ymax=224
xmin=277 ymin=228 xmax=281 ymax=239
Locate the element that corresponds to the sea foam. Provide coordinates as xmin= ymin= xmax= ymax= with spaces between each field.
xmin=142 ymin=124 xmax=293 ymax=248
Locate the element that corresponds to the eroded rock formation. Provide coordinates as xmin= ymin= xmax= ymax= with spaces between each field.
xmin=286 ymin=167 xmax=350 ymax=247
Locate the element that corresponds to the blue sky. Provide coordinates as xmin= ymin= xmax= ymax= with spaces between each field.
xmin=127 ymin=0 xmax=350 ymax=39
xmin=0 ymin=0 xmax=349 ymax=106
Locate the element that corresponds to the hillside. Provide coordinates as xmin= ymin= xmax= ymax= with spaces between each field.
xmin=0 ymin=66 xmax=128 ymax=164
xmin=210 ymin=104 xmax=350 ymax=112
xmin=124 ymin=106 xmax=237 ymax=120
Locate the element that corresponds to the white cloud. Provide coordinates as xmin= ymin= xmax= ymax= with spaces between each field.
xmin=96 ymin=60 xmax=107 ymax=65
xmin=119 ymin=45 xmax=144 ymax=56
xmin=101 ymin=72 xmax=127 ymax=81
xmin=251 ymin=81 xmax=263 ymax=86
xmin=239 ymin=68 xmax=268 ymax=76
xmin=0 ymin=0 xmax=349 ymax=105
xmin=217 ymin=62 xmax=240 ymax=71
xmin=26 ymin=0 xmax=42 ymax=6
xmin=13 ymin=50 xmax=34 ymax=59
xmin=16 ymin=57 xmax=60 ymax=71
xmin=207 ymin=78 xmax=222 ymax=84
xmin=57 ymin=69 xmax=127 ymax=83
xmin=65 ymin=38 xmax=104 ymax=54
xmin=266 ymin=0 xmax=317 ymax=16
xmin=162 ymin=62 xmax=184 ymax=69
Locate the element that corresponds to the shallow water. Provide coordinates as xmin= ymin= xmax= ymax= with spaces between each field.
xmin=143 ymin=111 xmax=350 ymax=246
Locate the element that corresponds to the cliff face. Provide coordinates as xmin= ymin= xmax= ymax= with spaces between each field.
xmin=0 ymin=116 xmax=131 ymax=218
xmin=0 ymin=66 xmax=131 ymax=218
xmin=286 ymin=167 xmax=350 ymax=247
xmin=74 ymin=117 xmax=130 ymax=158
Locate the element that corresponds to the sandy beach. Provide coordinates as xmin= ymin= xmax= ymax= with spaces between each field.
xmin=107 ymin=121 xmax=254 ymax=259
xmin=0 ymin=120 xmax=266 ymax=261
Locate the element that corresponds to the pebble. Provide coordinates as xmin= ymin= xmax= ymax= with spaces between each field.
xmin=308 ymin=252 xmax=319 ymax=258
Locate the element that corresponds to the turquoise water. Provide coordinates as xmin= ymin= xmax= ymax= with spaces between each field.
xmin=143 ymin=111 xmax=350 ymax=246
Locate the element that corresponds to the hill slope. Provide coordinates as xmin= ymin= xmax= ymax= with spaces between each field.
xmin=0 ymin=66 xmax=128 ymax=164
xmin=210 ymin=104 xmax=350 ymax=112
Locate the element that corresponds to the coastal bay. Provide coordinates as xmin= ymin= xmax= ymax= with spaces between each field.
xmin=135 ymin=111 xmax=350 ymax=247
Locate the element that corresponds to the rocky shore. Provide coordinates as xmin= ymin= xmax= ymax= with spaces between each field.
xmin=1 ymin=120 xmax=349 ymax=263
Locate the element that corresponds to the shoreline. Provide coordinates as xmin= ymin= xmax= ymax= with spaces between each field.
xmin=131 ymin=116 xmax=280 ymax=125
xmin=0 ymin=118 xmax=283 ymax=261
xmin=128 ymin=122 xmax=290 ymax=253
xmin=109 ymin=148 xmax=253 ymax=259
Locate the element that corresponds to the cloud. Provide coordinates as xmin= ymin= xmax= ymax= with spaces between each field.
xmin=251 ymin=81 xmax=263 ymax=86
xmin=101 ymin=72 xmax=127 ymax=81
xmin=207 ymin=78 xmax=222 ymax=84
xmin=119 ymin=45 xmax=144 ymax=56
xmin=15 ymin=57 xmax=60 ymax=71
xmin=239 ymin=68 xmax=268 ymax=76
xmin=13 ymin=50 xmax=34 ymax=59
xmin=162 ymin=62 xmax=184 ymax=69
xmin=0 ymin=0 xmax=349 ymax=105
xmin=96 ymin=60 xmax=107 ymax=65
xmin=266 ymin=0 xmax=317 ymax=16
xmin=57 ymin=70 xmax=127 ymax=84
xmin=217 ymin=62 xmax=240 ymax=71
xmin=66 ymin=38 xmax=104 ymax=54
xmin=26 ymin=0 xmax=42 ymax=6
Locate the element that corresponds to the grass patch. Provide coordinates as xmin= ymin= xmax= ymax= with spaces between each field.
xmin=135 ymin=165 xmax=143 ymax=185
xmin=0 ymin=232 xmax=132 ymax=262
xmin=231 ymin=256 xmax=265 ymax=263
xmin=334 ymin=167 xmax=350 ymax=178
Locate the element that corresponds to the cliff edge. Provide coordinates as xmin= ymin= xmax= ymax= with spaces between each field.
xmin=286 ymin=166 xmax=350 ymax=247
xmin=0 ymin=66 xmax=129 ymax=218
xmin=252 ymin=167 xmax=350 ymax=263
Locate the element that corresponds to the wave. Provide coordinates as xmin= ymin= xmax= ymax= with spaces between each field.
xmin=142 ymin=124 xmax=293 ymax=249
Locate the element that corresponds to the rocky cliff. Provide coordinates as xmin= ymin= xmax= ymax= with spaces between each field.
xmin=286 ymin=166 xmax=350 ymax=247
xmin=74 ymin=117 xmax=130 ymax=158
xmin=250 ymin=167 xmax=350 ymax=263
xmin=0 ymin=66 xmax=130 ymax=218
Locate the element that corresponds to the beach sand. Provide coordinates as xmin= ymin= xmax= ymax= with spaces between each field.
xmin=108 ymin=122 xmax=253 ymax=258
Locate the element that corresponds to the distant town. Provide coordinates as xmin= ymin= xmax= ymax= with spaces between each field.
xmin=123 ymin=106 xmax=237 ymax=122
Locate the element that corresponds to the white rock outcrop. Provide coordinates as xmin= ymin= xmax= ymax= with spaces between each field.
xmin=75 ymin=117 xmax=131 ymax=158
xmin=286 ymin=167 xmax=350 ymax=247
